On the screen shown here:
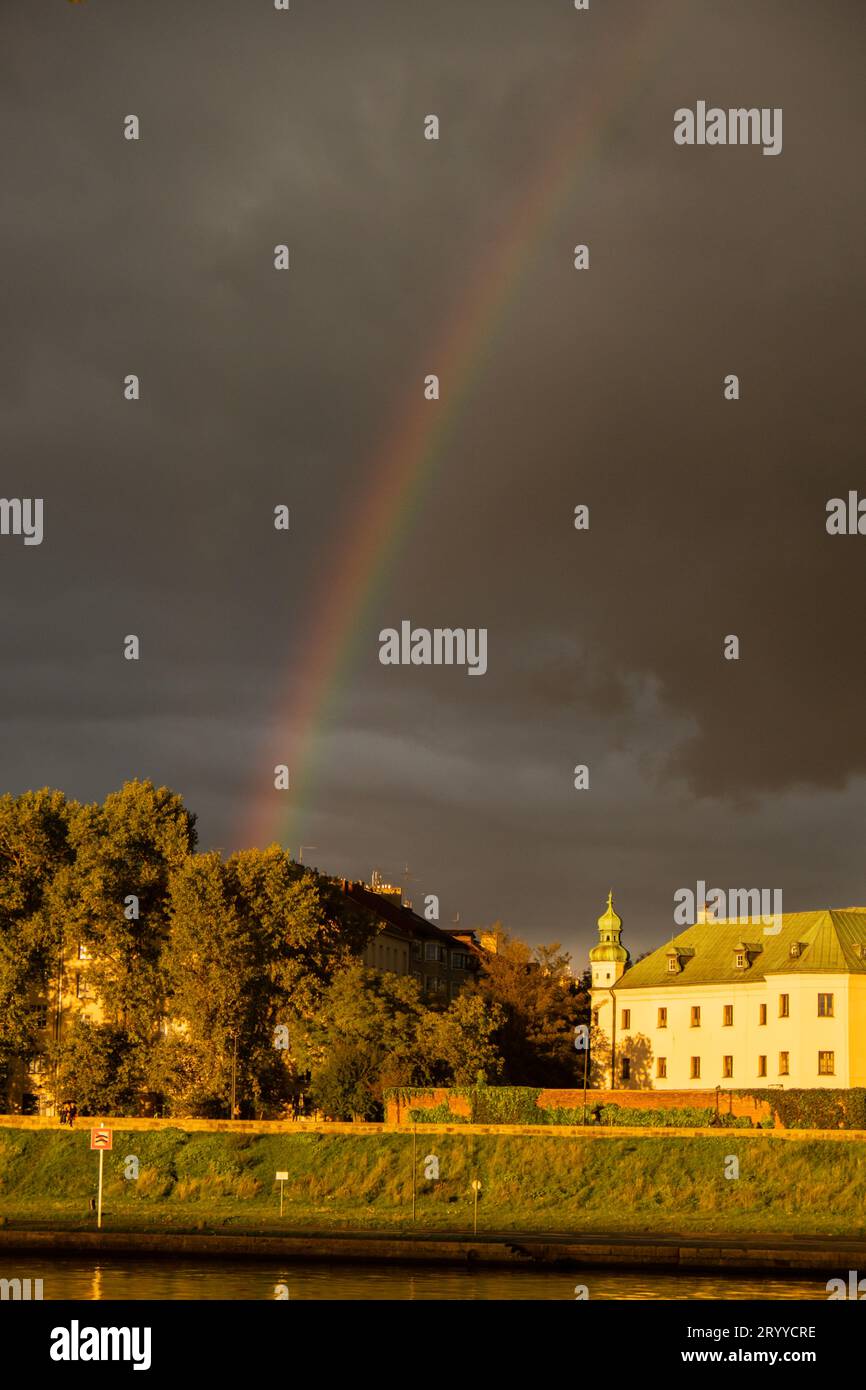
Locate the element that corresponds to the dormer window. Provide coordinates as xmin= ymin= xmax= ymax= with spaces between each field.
xmin=667 ymin=954 xmax=679 ymax=974
xmin=789 ymin=942 xmax=801 ymax=959
xmin=733 ymin=941 xmax=755 ymax=970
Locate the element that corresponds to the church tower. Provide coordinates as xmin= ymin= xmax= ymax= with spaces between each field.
xmin=589 ymin=892 xmax=630 ymax=1088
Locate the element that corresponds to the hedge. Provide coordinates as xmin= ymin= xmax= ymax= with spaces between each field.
xmin=745 ymin=1088 xmax=866 ymax=1130
xmin=392 ymin=1086 xmax=866 ymax=1130
xmin=405 ymin=1099 xmax=753 ymax=1128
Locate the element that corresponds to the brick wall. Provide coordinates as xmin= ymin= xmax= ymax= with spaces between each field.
xmin=386 ymin=1087 xmax=771 ymax=1124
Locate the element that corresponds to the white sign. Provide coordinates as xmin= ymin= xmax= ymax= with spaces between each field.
xmin=276 ymin=1171 xmax=288 ymax=1181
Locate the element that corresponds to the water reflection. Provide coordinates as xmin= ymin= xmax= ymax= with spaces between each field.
xmin=0 ymin=1255 xmax=828 ymax=1301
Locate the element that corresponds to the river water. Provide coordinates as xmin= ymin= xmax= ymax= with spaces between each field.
xmin=0 ymin=1256 xmax=827 ymax=1300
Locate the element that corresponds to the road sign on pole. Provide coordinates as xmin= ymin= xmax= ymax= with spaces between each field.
xmin=90 ymin=1129 xmax=112 ymax=1230
xmin=276 ymin=1171 xmax=288 ymax=1217
xmin=471 ymin=1179 xmax=482 ymax=1235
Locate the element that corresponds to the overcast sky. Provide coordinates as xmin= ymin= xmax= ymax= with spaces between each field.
xmin=2 ymin=0 xmax=864 ymax=962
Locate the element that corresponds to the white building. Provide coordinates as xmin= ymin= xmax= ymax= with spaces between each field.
xmin=589 ymin=896 xmax=866 ymax=1090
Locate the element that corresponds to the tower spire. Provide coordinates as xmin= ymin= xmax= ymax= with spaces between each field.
xmin=590 ymin=892 xmax=628 ymax=973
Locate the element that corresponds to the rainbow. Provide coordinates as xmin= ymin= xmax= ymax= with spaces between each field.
xmin=238 ymin=3 xmax=676 ymax=854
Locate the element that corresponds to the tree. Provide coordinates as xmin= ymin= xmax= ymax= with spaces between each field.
xmin=299 ymin=962 xmax=429 ymax=1118
xmin=159 ymin=850 xmax=271 ymax=1115
xmin=62 ymin=780 xmax=197 ymax=1040
xmin=228 ymin=846 xmax=374 ymax=1018
xmin=418 ymin=991 xmax=504 ymax=1085
xmin=49 ymin=1018 xmax=142 ymax=1115
xmin=301 ymin=962 xmax=505 ymax=1118
xmin=160 ymin=847 xmax=379 ymax=1116
xmin=0 ymin=789 xmax=75 ymax=1087
xmin=469 ymin=926 xmax=587 ymax=1085
xmin=308 ymin=1039 xmax=384 ymax=1121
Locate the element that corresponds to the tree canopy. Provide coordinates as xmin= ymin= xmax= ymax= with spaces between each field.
xmin=0 ymin=782 xmax=586 ymax=1116
xmin=468 ymin=925 xmax=588 ymax=1086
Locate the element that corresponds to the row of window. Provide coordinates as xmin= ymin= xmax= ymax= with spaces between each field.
xmin=621 ymin=1052 xmax=836 ymax=1081
xmin=411 ymin=971 xmax=461 ymax=999
xmin=413 ymin=943 xmax=474 ymax=968
xmin=620 ymin=994 xmax=834 ymax=1032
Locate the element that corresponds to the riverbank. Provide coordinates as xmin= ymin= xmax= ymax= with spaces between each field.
xmin=1 ymin=1125 xmax=863 ymax=1241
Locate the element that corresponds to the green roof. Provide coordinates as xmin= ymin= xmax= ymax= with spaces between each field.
xmin=616 ymin=909 xmax=866 ymax=990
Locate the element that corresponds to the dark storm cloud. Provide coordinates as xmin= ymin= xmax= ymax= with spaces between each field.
xmin=1 ymin=0 xmax=864 ymax=955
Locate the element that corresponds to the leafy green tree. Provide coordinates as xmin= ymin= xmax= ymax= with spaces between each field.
xmin=49 ymin=1018 xmax=143 ymax=1115
xmin=160 ymin=847 xmax=377 ymax=1116
xmin=229 ymin=846 xmax=374 ymax=1016
xmin=302 ymin=962 xmax=505 ymax=1117
xmin=309 ymin=1039 xmax=384 ymax=1121
xmin=0 ymin=789 xmax=75 ymax=1086
xmin=298 ymin=962 xmax=429 ymax=1117
xmin=158 ymin=850 xmax=268 ymax=1115
xmin=418 ymin=990 xmax=504 ymax=1085
xmin=469 ymin=926 xmax=586 ymax=1085
xmin=62 ymin=780 xmax=197 ymax=1040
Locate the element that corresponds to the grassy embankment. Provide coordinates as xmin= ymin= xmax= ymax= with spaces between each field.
xmin=1 ymin=1127 xmax=864 ymax=1237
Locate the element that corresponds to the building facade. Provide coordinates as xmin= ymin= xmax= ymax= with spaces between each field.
xmin=590 ymin=899 xmax=866 ymax=1090
xmin=343 ymin=880 xmax=479 ymax=1003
